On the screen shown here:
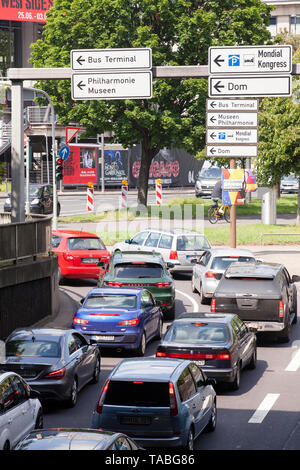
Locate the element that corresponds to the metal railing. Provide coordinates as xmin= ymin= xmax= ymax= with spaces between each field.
xmin=0 ymin=215 xmax=52 ymax=264
xmin=27 ymin=105 xmax=51 ymax=124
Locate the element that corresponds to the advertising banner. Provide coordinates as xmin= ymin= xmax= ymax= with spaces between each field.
xmin=63 ymin=145 xmax=97 ymax=185
xmin=222 ymin=169 xmax=245 ymax=206
xmin=0 ymin=0 xmax=53 ymax=23
xmin=104 ymin=149 xmax=128 ymax=185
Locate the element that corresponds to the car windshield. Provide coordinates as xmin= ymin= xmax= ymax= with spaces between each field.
xmin=67 ymin=237 xmax=106 ymax=250
xmin=6 ymin=339 xmax=61 ymax=358
xmin=211 ymin=256 xmax=255 ymax=270
xmin=164 ymin=322 xmax=229 ymax=344
xmin=114 ymin=263 xmax=163 ymax=279
xmin=104 ymin=380 xmax=170 ymax=407
xmin=84 ymin=295 xmax=137 ymax=309
xmin=282 ymin=175 xmax=298 ymax=181
xmin=29 ymin=186 xmax=43 ymax=197
xmin=199 ymin=168 xmax=222 ymax=179
xmin=176 ymin=235 xmax=210 ymax=251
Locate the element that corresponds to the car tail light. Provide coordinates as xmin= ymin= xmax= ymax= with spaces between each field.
xmin=278 ymin=301 xmax=285 ymax=318
xmin=73 ymin=317 xmax=89 ymax=325
xmin=119 ymin=318 xmax=139 ymax=326
xmin=43 ymin=368 xmax=66 ymax=380
xmin=156 ymin=351 xmax=167 ymax=357
xmin=205 ymin=271 xmax=216 ymax=278
xmin=105 ymin=281 xmax=123 ymax=287
xmin=211 ymin=298 xmax=216 ymax=313
xmin=169 ymin=382 xmax=178 ymax=416
xmin=63 ymin=252 xmax=74 ymax=263
xmin=156 ymin=282 xmax=172 ymax=288
xmin=159 ymin=352 xmax=230 ymax=360
xmin=96 ymin=380 xmax=110 ymax=414
xmin=169 ymin=251 xmax=178 ymax=260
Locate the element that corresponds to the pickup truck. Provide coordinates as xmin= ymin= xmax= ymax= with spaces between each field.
xmin=211 ymin=262 xmax=300 ymax=343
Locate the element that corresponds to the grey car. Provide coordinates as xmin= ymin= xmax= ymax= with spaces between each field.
xmin=195 ymin=166 xmax=222 ymax=198
xmin=280 ymin=174 xmax=299 ymax=194
xmin=0 ymin=328 xmax=101 ymax=407
xmin=191 ymin=248 xmax=256 ymax=304
xmin=112 ymin=229 xmax=211 ymax=274
xmin=3 ymin=184 xmax=61 ymax=216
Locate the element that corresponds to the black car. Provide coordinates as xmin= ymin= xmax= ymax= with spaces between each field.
xmin=0 ymin=328 xmax=101 ymax=407
xmin=156 ymin=312 xmax=257 ymax=390
xmin=14 ymin=428 xmax=142 ymax=450
xmin=211 ymin=262 xmax=300 ymax=343
xmin=4 ymin=184 xmax=61 ymax=216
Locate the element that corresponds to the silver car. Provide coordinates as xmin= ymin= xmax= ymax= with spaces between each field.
xmin=280 ymin=174 xmax=299 ymax=194
xmin=112 ymin=229 xmax=211 ymax=274
xmin=195 ymin=166 xmax=222 ymax=198
xmin=191 ymin=248 xmax=256 ymax=304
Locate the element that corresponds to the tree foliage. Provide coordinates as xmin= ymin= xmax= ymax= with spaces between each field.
xmin=30 ymin=0 xmax=273 ymax=205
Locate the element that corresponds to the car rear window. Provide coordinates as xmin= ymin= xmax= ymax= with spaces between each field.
xmin=114 ymin=263 xmax=163 ymax=279
xmin=84 ymin=295 xmax=137 ymax=309
xmin=6 ymin=340 xmax=61 ymax=358
xmin=211 ymin=256 xmax=255 ymax=270
xmin=104 ymin=380 xmax=170 ymax=407
xmin=67 ymin=237 xmax=106 ymax=250
xmin=176 ymin=235 xmax=210 ymax=251
xmin=164 ymin=323 xmax=229 ymax=344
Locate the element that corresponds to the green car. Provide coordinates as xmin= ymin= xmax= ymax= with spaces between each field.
xmin=99 ymin=252 xmax=176 ymax=320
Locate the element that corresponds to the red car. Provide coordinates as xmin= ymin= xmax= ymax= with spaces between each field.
xmin=52 ymin=230 xmax=110 ymax=283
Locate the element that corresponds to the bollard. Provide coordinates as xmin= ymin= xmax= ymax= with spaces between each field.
xmin=121 ymin=179 xmax=128 ymax=209
xmin=87 ymin=183 xmax=94 ymax=212
xmin=156 ymin=179 xmax=162 ymax=205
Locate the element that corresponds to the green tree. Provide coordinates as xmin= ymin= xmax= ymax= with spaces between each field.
xmin=31 ymin=0 xmax=272 ymax=206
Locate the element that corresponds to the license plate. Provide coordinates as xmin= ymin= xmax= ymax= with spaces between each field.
xmin=82 ymin=258 xmax=99 ymax=263
xmin=120 ymin=416 xmax=151 ymax=425
xmin=195 ymin=360 xmax=205 ymax=366
xmin=92 ymin=335 xmax=114 ymax=341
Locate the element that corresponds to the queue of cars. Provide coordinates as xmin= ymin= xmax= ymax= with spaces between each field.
xmin=1 ymin=227 xmax=299 ymax=450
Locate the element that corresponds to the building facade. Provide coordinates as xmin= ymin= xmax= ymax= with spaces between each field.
xmin=263 ymin=1 xmax=300 ymax=36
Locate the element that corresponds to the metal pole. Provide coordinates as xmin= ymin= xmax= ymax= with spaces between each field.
xmin=230 ymin=158 xmax=237 ymax=248
xmin=11 ymin=80 xmax=25 ymax=223
xmin=25 ymin=136 xmax=30 ymax=215
xmin=101 ymin=133 xmax=105 ymax=193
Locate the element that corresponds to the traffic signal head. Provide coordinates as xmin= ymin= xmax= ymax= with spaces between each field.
xmin=55 ymin=156 xmax=63 ymax=181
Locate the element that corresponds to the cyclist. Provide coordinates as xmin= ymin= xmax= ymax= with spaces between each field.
xmin=211 ymin=179 xmax=222 ymax=209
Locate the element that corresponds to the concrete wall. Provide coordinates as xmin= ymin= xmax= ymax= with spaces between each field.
xmin=0 ymin=255 xmax=60 ymax=340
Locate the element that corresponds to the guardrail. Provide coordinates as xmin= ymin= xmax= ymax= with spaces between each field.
xmin=260 ymin=232 xmax=300 ymax=245
xmin=0 ymin=214 xmax=52 ymax=264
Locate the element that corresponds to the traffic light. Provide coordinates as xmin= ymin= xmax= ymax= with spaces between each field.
xmin=55 ymin=156 xmax=63 ymax=181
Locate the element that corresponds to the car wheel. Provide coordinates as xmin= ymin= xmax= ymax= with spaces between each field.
xmin=278 ymin=322 xmax=291 ymax=343
xmin=231 ymin=362 xmax=241 ymax=391
xmin=58 ymin=267 xmax=64 ymax=285
xmin=205 ymin=399 xmax=217 ymax=432
xmin=135 ymin=333 xmax=146 ymax=357
xmin=35 ymin=410 xmax=43 ymax=429
xmin=292 ymin=299 xmax=298 ymax=324
xmin=191 ymin=275 xmax=197 ymax=293
xmin=57 ymin=203 xmax=61 ymax=217
xmin=185 ymin=427 xmax=194 ymax=450
xmin=155 ymin=319 xmax=163 ymax=340
xmin=164 ymin=304 xmax=175 ymax=321
xmin=199 ymin=284 xmax=209 ymax=305
xmin=66 ymin=378 xmax=78 ymax=408
xmin=90 ymin=357 xmax=101 ymax=384
xmin=247 ymin=347 xmax=257 ymax=370
xmin=3 ymin=440 xmax=10 ymax=450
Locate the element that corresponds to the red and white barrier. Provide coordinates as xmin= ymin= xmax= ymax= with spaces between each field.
xmin=87 ymin=184 xmax=94 ymax=212
xmin=121 ymin=180 xmax=128 ymax=209
xmin=156 ymin=179 xmax=162 ymax=205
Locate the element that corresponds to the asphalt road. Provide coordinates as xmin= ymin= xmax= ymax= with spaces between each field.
xmin=41 ymin=245 xmax=300 ymax=450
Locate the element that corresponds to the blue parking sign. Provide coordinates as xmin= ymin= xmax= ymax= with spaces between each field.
xmin=228 ymin=54 xmax=240 ymax=67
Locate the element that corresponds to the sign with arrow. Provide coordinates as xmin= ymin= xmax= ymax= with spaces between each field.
xmin=71 ymin=71 xmax=152 ymax=100
xmin=206 ymin=128 xmax=258 ymax=145
xmin=206 ymin=145 xmax=258 ymax=158
xmin=206 ymin=111 xmax=258 ymax=128
xmin=59 ymin=145 xmax=70 ymax=161
xmin=209 ymin=45 xmax=292 ymax=75
xmin=207 ymin=99 xmax=258 ymax=112
xmin=71 ymin=48 xmax=152 ymax=71
xmin=208 ymin=75 xmax=292 ymax=97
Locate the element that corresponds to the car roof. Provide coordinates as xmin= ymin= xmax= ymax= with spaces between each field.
xmin=6 ymin=327 xmax=72 ymax=341
xmin=112 ymin=252 xmax=164 ymax=265
xmin=111 ymin=357 xmax=187 ymax=381
xmin=209 ymin=248 xmax=255 ymax=257
xmin=139 ymin=229 xmax=208 ymax=236
xmin=177 ymin=312 xmax=235 ymax=323
xmin=52 ymin=230 xmax=100 ymax=238
xmin=224 ymin=261 xmax=282 ymax=279
xmin=85 ymin=287 xmax=142 ymax=296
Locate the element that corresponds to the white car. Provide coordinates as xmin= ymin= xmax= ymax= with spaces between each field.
xmin=0 ymin=372 xmax=43 ymax=450
xmin=112 ymin=229 xmax=211 ymax=274
xmin=191 ymin=248 xmax=256 ymax=304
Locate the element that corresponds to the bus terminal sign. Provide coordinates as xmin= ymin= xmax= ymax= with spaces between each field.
xmin=0 ymin=0 xmax=53 ymax=23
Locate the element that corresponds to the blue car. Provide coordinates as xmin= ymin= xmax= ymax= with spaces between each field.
xmin=91 ymin=357 xmax=217 ymax=450
xmin=72 ymin=288 xmax=163 ymax=356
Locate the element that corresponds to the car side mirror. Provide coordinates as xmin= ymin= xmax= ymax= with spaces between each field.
xmin=29 ymin=388 xmax=41 ymax=399
xmin=292 ymin=274 xmax=300 ymax=283
xmin=205 ymin=378 xmax=216 ymax=387
xmin=167 ymin=262 xmax=174 ymax=269
xmin=190 ymin=258 xmax=197 ymax=265
xmin=125 ymin=239 xmax=131 ymax=244
xmin=80 ymin=298 xmax=85 ymax=304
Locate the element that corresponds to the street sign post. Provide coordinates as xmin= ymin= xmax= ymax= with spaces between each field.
xmin=209 ymin=75 xmax=292 ymax=97
xmin=71 ymin=48 xmax=152 ymax=71
xmin=71 ymin=71 xmax=153 ymax=100
xmin=209 ymin=45 xmax=292 ymax=75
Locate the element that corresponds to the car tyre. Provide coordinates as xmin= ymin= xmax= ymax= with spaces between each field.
xmin=185 ymin=427 xmax=194 ymax=451
xmin=278 ymin=322 xmax=291 ymax=343
xmin=199 ymin=284 xmax=209 ymax=305
xmin=66 ymin=378 xmax=78 ymax=408
xmin=231 ymin=362 xmax=241 ymax=391
xmin=154 ymin=319 xmax=163 ymax=340
xmin=205 ymin=399 xmax=217 ymax=432
xmin=247 ymin=347 xmax=257 ymax=370
xmin=90 ymin=357 xmax=101 ymax=384
xmin=3 ymin=440 xmax=10 ymax=450
xmin=164 ymin=304 xmax=175 ymax=321
xmin=35 ymin=409 xmax=43 ymax=429
xmin=191 ymin=275 xmax=197 ymax=293
xmin=58 ymin=267 xmax=64 ymax=285
xmin=135 ymin=332 xmax=146 ymax=357
xmin=292 ymin=299 xmax=298 ymax=324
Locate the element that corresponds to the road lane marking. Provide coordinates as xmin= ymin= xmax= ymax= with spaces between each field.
xmin=175 ymin=289 xmax=199 ymax=312
xmin=248 ymin=393 xmax=280 ymax=424
xmin=285 ymin=348 xmax=300 ymax=371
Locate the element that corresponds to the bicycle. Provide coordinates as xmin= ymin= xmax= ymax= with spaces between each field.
xmin=208 ymin=202 xmax=230 ymax=224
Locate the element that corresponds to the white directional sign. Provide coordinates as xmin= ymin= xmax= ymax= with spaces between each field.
xmin=71 ymin=48 xmax=152 ymax=71
xmin=206 ymin=128 xmax=258 ymax=145
xmin=207 ymin=99 xmax=258 ymax=112
xmin=206 ymin=111 xmax=258 ymax=128
xmin=209 ymin=45 xmax=292 ymax=75
xmin=206 ymin=145 xmax=258 ymax=158
xmin=71 ymin=71 xmax=152 ymax=100
xmin=209 ymin=75 xmax=292 ymax=97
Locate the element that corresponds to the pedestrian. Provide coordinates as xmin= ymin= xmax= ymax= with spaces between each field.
xmin=211 ymin=179 xmax=222 ymax=209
